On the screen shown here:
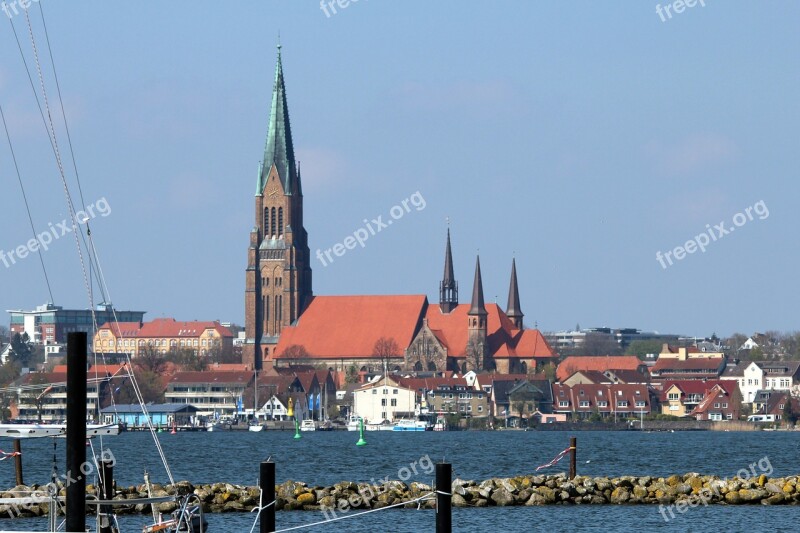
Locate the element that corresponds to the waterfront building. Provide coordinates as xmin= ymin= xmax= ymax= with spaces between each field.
xmin=722 ymin=361 xmax=800 ymax=404
xmin=164 ymin=371 xmax=252 ymax=417
xmin=7 ymin=302 xmax=144 ymax=349
xmin=649 ymin=347 xmax=726 ymax=382
xmin=12 ymin=369 xmax=114 ymax=422
xmin=659 ymin=380 xmax=739 ymax=419
xmin=100 ymin=403 xmax=198 ymax=427
xmin=551 ymin=383 xmax=651 ymax=420
xmin=93 ymin=318 xmax=234 ymax=358
xmin=352 ymin=375 xmax=416 ymax=423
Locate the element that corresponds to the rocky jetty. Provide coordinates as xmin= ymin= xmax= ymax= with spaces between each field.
xmin=3 ymin=473 xmax=800 ymax=518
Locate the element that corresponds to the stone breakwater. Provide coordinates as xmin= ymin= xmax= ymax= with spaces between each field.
xmin=3 ymin=473 xmax=800 ymax=518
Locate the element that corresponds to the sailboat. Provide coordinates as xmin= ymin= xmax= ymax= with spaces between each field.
xmin=0 ymin=5 xmax=209 ymax=531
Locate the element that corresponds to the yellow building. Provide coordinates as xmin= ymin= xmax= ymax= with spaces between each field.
xmin=93 ymin=318 xmax=233 ymax=358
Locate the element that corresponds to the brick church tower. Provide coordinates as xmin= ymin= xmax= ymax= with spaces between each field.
xmin=244 ymin=45 xmax=312 ymax=370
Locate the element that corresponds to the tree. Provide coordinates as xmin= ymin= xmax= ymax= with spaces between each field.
xmin=0 ymin=325 xmax=9 ymax=344
xmin=509 ymin=386 xmax=538 ymax=421
xmin=725 ymin=333 xmax=749 ymax=358
xmin=541 ymin=362 xmax=557 ymax=382
xmin=9 ymin=332 xmax=33 ymax=368
xmin=783 ymin=398 xmax=798 ymax=426
xmin=208 ymin=340 xmax=240 ymax=364
xmin=166 ymin=347 xmax=207 ymax=371
xmin=465 ymin=338 xmax=485 ymax=372
xmin=345 ymin=365 xmax=360 ymax=384
xmin=625 ymin=340 xmax=663 ymax=360
xmin=581 ymin=333 xmax=621 ymax=356
xmin=112 ymin=369 xmax=165 ymax=404
xmin=372 ymin=337 xmax=400 ymax=370
xmin=136 ymin=344 xmax=168 ymax=374
xmin=281 ymin=344 xmax=310 ymax=364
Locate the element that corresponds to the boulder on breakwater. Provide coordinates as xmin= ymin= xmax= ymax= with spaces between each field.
xmin=2 ymin=473 xmax=800 ymax=518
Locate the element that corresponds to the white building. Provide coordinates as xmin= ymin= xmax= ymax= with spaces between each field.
xmin=353 ymin=375 xmax=416 ymax=423
xmin=721 ymin=361 xmax=800 ymax=403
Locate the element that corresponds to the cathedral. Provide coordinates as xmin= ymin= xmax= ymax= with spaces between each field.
xmin=244 ymin=48 xmax=555 ymax=373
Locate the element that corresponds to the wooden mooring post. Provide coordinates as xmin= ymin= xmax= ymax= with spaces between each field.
xmin=13 ymin=439 xmax=23 ymax=485
xmin=98 ymin=458 xmax=114 ymax=533
xmin=260 ymin=460 xmax=276 ymax=533
xmin=569 ymin=436 xmax=577 ymax=480
xmin=65 ymin=332 xmax=87 ymax=533
xmin=436 ymin=462 xmax=452 ymax=533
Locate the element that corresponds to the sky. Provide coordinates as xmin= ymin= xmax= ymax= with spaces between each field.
xmin=0 ymin=1 xmax=797 ymax=338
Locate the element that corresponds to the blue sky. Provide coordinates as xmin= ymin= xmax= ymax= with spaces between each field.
xmin=0 ymin=1 xmax=797 ymax=337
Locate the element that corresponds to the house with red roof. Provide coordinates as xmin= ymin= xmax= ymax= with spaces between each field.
xmin=551 ymin=383 xmax=652 ymax=420
xmin=555 ymin=356 xmax=645 ymax=382
xmin=93 ymin=318 xmax=234 ymax=360
xmin=660 ymin=380 xmax=740 ymax=419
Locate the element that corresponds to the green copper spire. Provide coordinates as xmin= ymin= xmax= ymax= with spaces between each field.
xmin=257 ymin=43 xmax=297 ymax=196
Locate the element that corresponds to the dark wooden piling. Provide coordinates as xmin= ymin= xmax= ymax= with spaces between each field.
xmin=13 ymin=439 xmax=23 ymax=485
xmin=98 ymin=458 xmax=114 ymax=533
xmin=65 ymin=332 xmax=87 ymax=533
xmin=260 ymin=461 xmax=275 ymax=533
xmin=569 ymin=436 xmax=577 ymax=480
xmin=436 ymin=462 xmax=452 ymax=533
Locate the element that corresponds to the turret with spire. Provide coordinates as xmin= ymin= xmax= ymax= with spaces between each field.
xmin=506 ymin=258 xmax=524 ymax=329
xmin=466 ymin=256 xmax=488 ymax=371
xmin=439 ymin=228 xmax=458 ymax=313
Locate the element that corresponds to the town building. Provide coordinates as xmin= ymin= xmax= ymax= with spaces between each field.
xmin=659 ymin=380 xmax=739 ymax=419
xmin=555 ymin=356 xmax=645 ymax=382
xmin=7 ymin=302 xmax=144 ymax=350
xmin=12 ymin=369 xmax=116 ymax=422
xmin=164 ymin=371 xmax=253 ymax=417
xmin=100 ymin=403 xmax=198 ymax=428
xmin=722 ymin=361 xmax=800 ymax=404
xmin=551 ymin=383 xmax=651 ymax=420
xmin=93 ymin=318 xmax=234 ymax=358
xmin=352 ymin=375 xmax=416 ymax=423
xmin=649 ymin=345 xmax=726 ymax=382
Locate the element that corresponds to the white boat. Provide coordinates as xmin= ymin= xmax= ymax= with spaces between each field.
xmin=346 ymin=415 xmax=362 ymax=431
xmin=366 ymin=420 xmax=395 ymax=431
xmin=392 ymin=419 xmax=428 ymax=432
xmin=433 ymin=415 xmax=447 ymax=431
xmin=248 ymin=423 xmax=265 ymax=432
xmin=0 ymin=423 xmax=120 ymax=438
xmin=299 ymin=419 xmax=317 ymax=432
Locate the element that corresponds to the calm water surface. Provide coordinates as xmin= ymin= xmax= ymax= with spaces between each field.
xmin=1 ymin=430 xmax=799 ymax=532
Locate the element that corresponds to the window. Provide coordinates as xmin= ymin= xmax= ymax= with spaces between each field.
xmin=393 ymin=389 xmax=398 ymax=395
xmin=270 ymin=208 xmax=276 ymax=237
xmin=381 ymin=399 xmax=386 ymax=406
xmin=617 ymin=401 xmax=629 ymax=408
xmin=635 ymin=401 xmax=646 ymax=408
xmin=713 ymin=403 xmax=720 ymax=408
xmin=597 ymin=401 xmax=608 ymax=408
xmin=722 ymin=403 xmax=728 ymax=408
xmin=372 ymin=390 xmax=377 ymax=395
xmin=477 ymin=406 xmax=483 ymax=412
xmin=668 ymin=393 xmax=679 ymax=400
xmin=383 ymin=389 xmax=388 ymax=395
xmin=579 ymin=400 xmax=590 ymax=408
xmin=278 ymin=207 xmax=284 ymax=236
xmin=391 ymin=399 xmax=397 ymax=407
xmin=559 ymin=401 xmax=569 ymax=408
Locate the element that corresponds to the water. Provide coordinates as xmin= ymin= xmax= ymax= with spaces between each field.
xmin=2 ymin=430 xmax=799 ymax=531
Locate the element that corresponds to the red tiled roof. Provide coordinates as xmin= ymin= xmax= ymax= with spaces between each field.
xmin=552 ymin=383 xmax=651 ymax=413
xmin=138 ymin=318 xmax=233 ymax=338
xmin=424 ymin=304 xmax=554 ymax=359
xmin=660 ymin=380 xmax=735 ymax=401
xmin=556 ymin=356 xmax=643 ymax=382
xmin=97 ymin=322 xmax=142 ymax=337
xmin=275 ymin=295 xmax=427 ymax=358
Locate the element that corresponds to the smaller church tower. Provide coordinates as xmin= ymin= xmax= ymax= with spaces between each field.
xmin=439 ymin=228 xmax=458 ymax=313
xmin=466 ymin=256 xmax=488 ymax=371
xmin=506 ymin=258 xmax=524 ymax=329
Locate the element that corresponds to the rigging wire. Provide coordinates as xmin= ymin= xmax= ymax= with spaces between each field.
xmin=0 ymin=105 xmax=55 ymax=302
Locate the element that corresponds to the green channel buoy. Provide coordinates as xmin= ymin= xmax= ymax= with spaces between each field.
xmin=293 ymin=418 xmax=302 ymax=440
xmin=356 ymin=418 xmax=367 ymax=446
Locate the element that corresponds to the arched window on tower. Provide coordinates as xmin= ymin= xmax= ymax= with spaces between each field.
xmin=265 ymin=296 xmax=269 ymax=325
xmin=270 ymin=208 xmax=276 ymax=237
xmin=263 ymin=208 xmax=269 ymax=236
xmin=278 ymin=207 xmax=284 ymax=237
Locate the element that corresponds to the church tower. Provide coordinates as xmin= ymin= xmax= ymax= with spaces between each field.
xmin=466 ymin=256 xmax=488 ymax=371
xmin=506 ymin=258 xmax=524 ymax=329
xmin=439 ymin=228 xmax=458 ymax=313
xmin=244 ymin=45 xmax=312 ymax=370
